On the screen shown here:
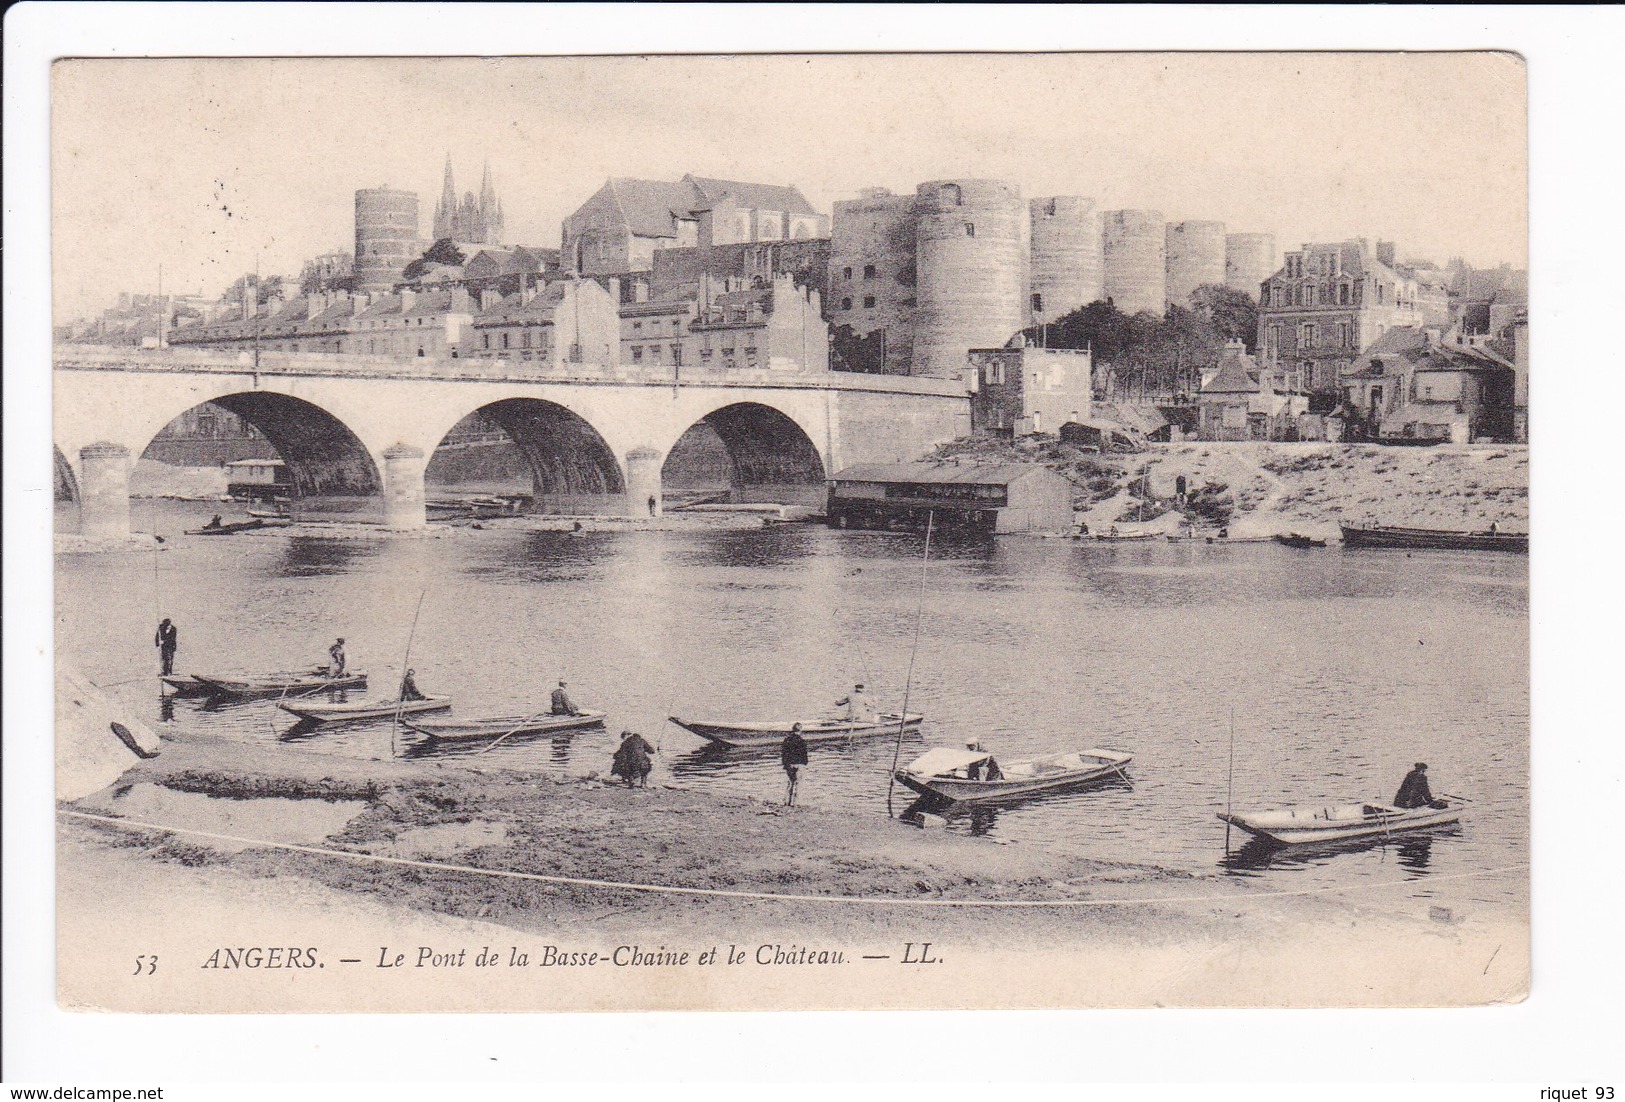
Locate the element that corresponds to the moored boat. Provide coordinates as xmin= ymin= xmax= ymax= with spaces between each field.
xmin=279 ymin=695 xmax=452 ymax=723
xmin=896 ymin=746 xmax=1133 ymax=804
xmin=668 ymin=713 xmax=922 ymax=749
xmin=1274 ymin=533 xmax=1327 ymax=549
xmin=1090 ymin=530 xmax=1159 ymax=542
xmin=185 ymin=519 xmax=291 ymax=536
xmin=192 ymin=671 xmax=368 ymax=697
xmin=1217 ymin=798 xmax=1462 ymax=845
xmin=404 ymin=709 xmax=607 ymax=741
xmin=159 ymin=675 xmax=216 ymax=697
xmin=1339 ymin=523 xmax=1527 ymax=552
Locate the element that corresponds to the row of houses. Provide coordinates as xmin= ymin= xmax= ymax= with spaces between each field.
xmin=166 ymin=272 xmax=830 ymax=374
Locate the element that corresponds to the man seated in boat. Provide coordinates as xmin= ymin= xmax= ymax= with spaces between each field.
xmin=963 ymin=741 xmax=1003 ymax=782
xmin=1394 ymin=762 xmax=1448 ymax=810
xmin=399 ymin=668 xmax=425 ymax=702
xmin=327 ymin=638 xmax=346 ymax=677
xmin=831 ymin=683 xmax=877 ymax=725
xmin=205 ymin=514 xmax=224 ymax=530
xmin=551 ymin=680 xmax=579 ymax=716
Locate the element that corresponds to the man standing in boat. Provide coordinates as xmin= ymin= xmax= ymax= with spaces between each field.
xmin=1394 ymin=762 xmax=1447 ymax=809
xmin=781 ymin=723 xmax=809 ymax=807
xmin=551 ymin=680 xmax=579 ymax=716
xmin=833 ymin=683 xmax=876 ymax=725
xmin=154 ymin=618 xmax=179 ymax=676
xmin=327 ymin=638 xmax=346 ymax=678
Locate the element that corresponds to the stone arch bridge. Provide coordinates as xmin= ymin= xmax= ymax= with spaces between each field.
xmin=54 ymin=348 xmax=970 ymax=537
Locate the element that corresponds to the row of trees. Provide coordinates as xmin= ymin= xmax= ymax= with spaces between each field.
xmin=1024 ymin=284 xmax=1260 ymax=398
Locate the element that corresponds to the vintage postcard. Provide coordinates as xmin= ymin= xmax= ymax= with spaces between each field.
xmin=50 ymin=51 xmax=1528 ymax=1014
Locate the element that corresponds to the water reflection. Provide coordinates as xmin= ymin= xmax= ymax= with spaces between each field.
xmin=272 ymin=536 xmax=381 ymax=579
xmin=1220 ymin=826 xmax=1453 ymax=875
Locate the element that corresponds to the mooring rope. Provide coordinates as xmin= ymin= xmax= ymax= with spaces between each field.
xmin=59 ymin=809 xmax=1529 ymax=910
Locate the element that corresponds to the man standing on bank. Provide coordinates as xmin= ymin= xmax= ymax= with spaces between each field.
xmin=781 ymin=722 xmax=809 ymax=807
xmin=1394 ymin=762 xmax=1448 ymax=809
xmin=550 ymin=680 xmax=579 ymax=716
xmin=154 ymin=618 xmax=179 ymax=676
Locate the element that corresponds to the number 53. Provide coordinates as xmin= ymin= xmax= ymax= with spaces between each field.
xmin=132 ymin=954 xmax=157 ymax=976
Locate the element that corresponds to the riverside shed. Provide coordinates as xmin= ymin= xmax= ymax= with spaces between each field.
xmin=826 ymin=462 xmax=1072 ymax=534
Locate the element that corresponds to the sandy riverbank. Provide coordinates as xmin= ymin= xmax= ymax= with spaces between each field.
xmin=57 ymin=730 xmax=1527 ymax=1011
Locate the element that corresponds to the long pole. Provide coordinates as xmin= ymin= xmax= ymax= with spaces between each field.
xmin=1224 ymin=704 xmax=1237 ymax=852
xmin=391 ymin=589 xmax=429 ymax=759
xmin=886 ymin=509 xmax=934 ymax=818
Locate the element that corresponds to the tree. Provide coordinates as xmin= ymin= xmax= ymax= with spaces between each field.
xmin=1189 ymin=283 xmax=1260 ymax=351
xmin=219 ymin=273 xmax=286 ymax=306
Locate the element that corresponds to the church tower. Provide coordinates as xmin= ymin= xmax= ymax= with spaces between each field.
xmin=432 ymin=154 xmax=458 ymax=242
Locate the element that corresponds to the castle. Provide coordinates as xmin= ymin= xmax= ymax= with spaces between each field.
xmin=432 ymin=155 xmax=504 ymax=245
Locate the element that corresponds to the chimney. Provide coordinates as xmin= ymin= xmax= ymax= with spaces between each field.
xmin=351 ymin=292 xmax=370 ymax=316
xmin=519 ymin=276 xmax=536 ymax=307
xmin=607 ymin=277 xmax=621 ymax=306
xmin=480 ymin=287 xmax=498 ymax=312
xmin=398 ymin=288 xmax=416 ymax=313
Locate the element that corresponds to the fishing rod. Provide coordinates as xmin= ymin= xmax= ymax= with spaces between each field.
xmin=885 ymin=509 xmax=934 ymax=819
xmin=1224 ymin=704 xmax=1237 ymax=854
xmin=391 ymin=589 xmax=429 ymax=759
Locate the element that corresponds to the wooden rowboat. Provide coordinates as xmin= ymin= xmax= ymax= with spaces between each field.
xmin=185 ymin=519 xmax=291 ymax=536
xmin=1217 ymin=799 xmax=1462 ymax=846
xmin=159 ymin=675 xmax=216 ymax=697
xmin=895 ymin=746 xmax=1133 ymax=804
xmin=192 ymin=672 xmax=368 ymax=697
xmin=668 ymin=713 xmax=922 ymax=749
xmin=1089 ymin=530 xmax=1159 ymax=541
xmin=404 ymin=709 xmax=607 ymax=742
xmin=1273 ymin=533 xmax=1327 ymax=549
xmin=1339 ymin=523 xmax=1527 ymax=552
xmin=279 ymin=695 xmax=452 ymax=723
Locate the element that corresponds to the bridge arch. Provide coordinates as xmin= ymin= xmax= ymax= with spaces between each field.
xmin=661 ymin=401 xmax=828 ymax=507
xmin=137 ymin=393 xmax=383 ymax=519
xmin=426 ymin=397 xmax=625 ymax=514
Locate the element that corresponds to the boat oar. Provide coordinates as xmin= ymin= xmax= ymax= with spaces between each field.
xmin=474 ymin=709 xmax=558 ymax=757
xmin=1438 ymin=793 xmax=1473 ymax=804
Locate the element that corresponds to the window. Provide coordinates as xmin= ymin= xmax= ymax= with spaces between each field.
xmin=632 ymin=321 xmax=642 ymax=331
xmin=501 ymin=332 xmax=510 ymax=350
xmin=1305 ymin=286 xmax=1317 ymax=307
xmin=481 ymin=334 xmax=490 ymax=350
xmin=863 ymin=295 xmax=876 ymax=309
xmin=1031 ymin=292 xmax=1044 ymax=313
xmin=843 ymin=267 xmax=852 ymax=280
xmin=964 ymin=223 xmax=975 ymax=237
xmin=746 ymin=347 xmax=759 ymax=367
xmin=649 ymin=345 xmax=662 ymax=364
xmin=841 ymin=297 xmax=853 ymax=311
xmin=864 ymin=264 xmax=876 ymax=279
xmin=1377 ymin=284 xmax=1385 ymax=304
xmin=1300 ymin=324 xmax=1317 ymax=348
xmin=522 ymin=330 xmax=532 ymax=348
xmin=671 ymin=345 xmax=682 ymax=366
xmin=700 ymin=347 xmax=713 ymax=363
xmin=631 ymin=346 xmax=643 ymax=363
xmin=1339 ymin=284 xmax=1350 ymax=305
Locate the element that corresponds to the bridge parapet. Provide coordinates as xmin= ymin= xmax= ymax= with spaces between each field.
xmin=53 ymin=345 xmax=966 ymax=396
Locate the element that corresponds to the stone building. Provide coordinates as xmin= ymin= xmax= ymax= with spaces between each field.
xmin=1101 ymin=209 xmax=1167 ymax=316
xmin=1165 ymin=220 xmax=1226 ymax=311
xmin=1256 ymin=238 xmax=1426 ymax=400
xmin=617 ymin=274 xmax=827 ymax=375
xmin=967 ymin=345 xmax=1093 ymax=436
xmin=827 ymin=187 xmax=919 ymax=375
xmin=649 ymin=239 xmax=830 ymax=305
xmin=462 ymin=278 xmax=620 ymax=367
xmin=1339 ymin=327 xmax=1516 ymax=443
xmin=353 ymin=187 xmax=421 ymax=292
xmin=561 ymin=175 xmax=827 ymax=278
xmin=1029 ymin=196 xmax=1103 ymax=325
xmin=911 ymin=179 xmax=1029 ymax=380
xmin=1197 ymin=340 xmax=1308 ymax=441
xmin=432 ymin=156 xmax=505 ymax=245
xmin=1224 ymin=233 xmax=1276 ymax=300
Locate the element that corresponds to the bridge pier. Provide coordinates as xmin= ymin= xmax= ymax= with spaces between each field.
xmin=381 ymin=444 xmax=427 ymax=530
xmin=78 ymin=442 xmax=132 ymax=539
xmin=624 ymin=446 xmax=664 ymax=518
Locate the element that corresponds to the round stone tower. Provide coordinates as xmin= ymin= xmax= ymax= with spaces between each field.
xmin=1165 ymin=220 xmax=1227 ymax=310
xmin=1101 ymin=209 xmax=1166 ymax=316
xmin=1029 ymin=196 xmax=1103 ymax=325
xmin=1225 ymin=232 xmax=1278 ymax=299
xmin=912 ymin=179 xmax=1027 ymax=379
xmin=354 ymin=187 xmax=420 ymax=292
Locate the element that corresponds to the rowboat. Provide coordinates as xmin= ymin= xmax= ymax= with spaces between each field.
xmin=192 ymin=671 xmax=368 ymax=697
xmin=159 ymin=675 xmax=216 ymax=697
xmin=1089 ymin=530 xmax=1159 ymax=541
xmin=1273 ymin=533 xmax=1327 ymax=549
xmin=185 ymin=519 xmax=291 ymax=536
xmin=279 ymin=695 xmax=452 ymax=723
xmin=404 ymin=709 xmax=607 ymax=742
xmin=1339 ymin=523 xmax=1527 ymax=552
xmin=895 ymin=746 xmax=1133 ymax=804
xmin=668 ymin=713 xmax=923 ymax=749
xmin=1217 ymin=799 xmax=1462 ymax=845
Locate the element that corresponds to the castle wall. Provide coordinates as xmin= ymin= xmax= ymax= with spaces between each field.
xmin=912 ymin=179 xmax=1028 ymax=380
xmin=353 ymin=188 xmax=420 ymax=292
xmin=1029 ymin=196 xmax=1103 ymax=324
xmin=1102 ymin=209 xmax=1166 ymax=316
xmin=1225 ymin=232 xmax=1277 ymax=299
xmin=827 ymin=189 xmax=918 ymax=374
xmin=1165 ymin=220 xmax=1227 ymax=310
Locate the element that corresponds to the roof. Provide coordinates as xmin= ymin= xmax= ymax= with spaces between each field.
xmin=607 ymin=178 xmax=704 ymax=239
xmin=687 ymin=175 xmax=818 ymax=216
xmin=1096 ymin=403 xmax=1168 ymax=434
xmin=831 ymin=461 xmax=1058 ymax=487
xmin=1201 ymin=352 xmax=1261 ymax=395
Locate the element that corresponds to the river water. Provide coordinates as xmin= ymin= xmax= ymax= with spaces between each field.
xmin=57 ymin=500 xmax=1529 ymax=911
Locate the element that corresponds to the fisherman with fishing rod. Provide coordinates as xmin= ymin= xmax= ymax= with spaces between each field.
xmin=153 ymin=618 xmax=179 ymax=676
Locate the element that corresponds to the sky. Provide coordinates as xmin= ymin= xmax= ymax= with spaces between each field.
xmin=51 ymin=53 xmax=1527 ymax=321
